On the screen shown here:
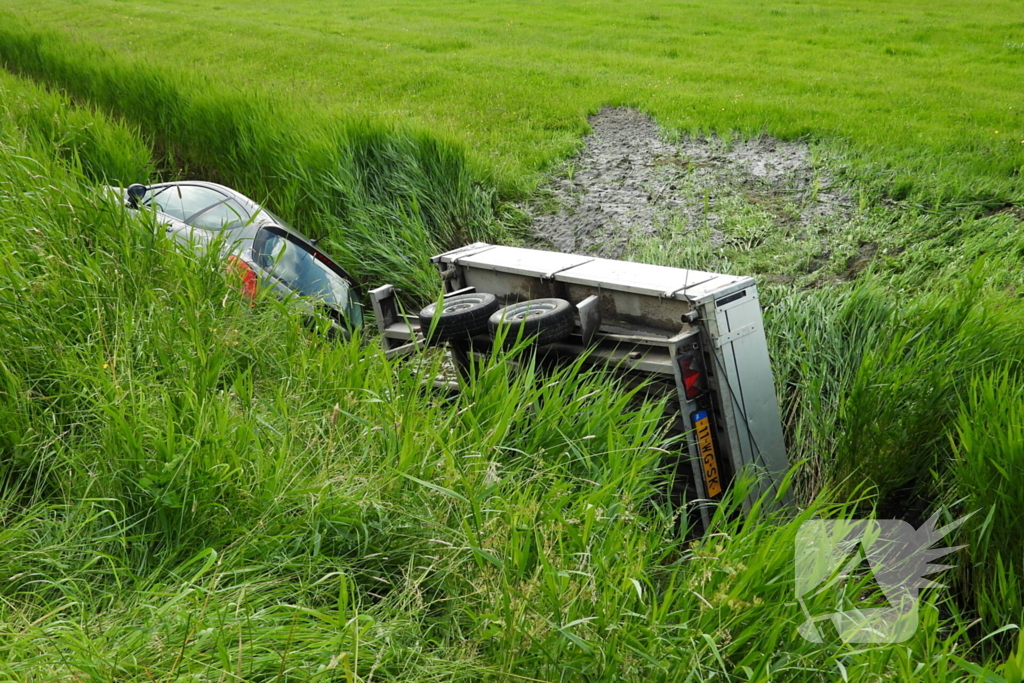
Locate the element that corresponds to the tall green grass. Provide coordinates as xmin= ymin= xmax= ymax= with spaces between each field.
xmin=950 ymin=370 xmax=1024 ymax=645
xmin=4 ymin=8 xmax=1024 ymax=678
xmin=0 ymin=80 xmax=1014 ymax=680
xmin=765 ymin=275 xmax=1024 ymax=652
xmin=0 ymin=20 xmax=509 ymax=298
xmin=0 ymin=70 xmax=152 ymax=184
xmin=769 ymin=275 xmax=1024 ymax=503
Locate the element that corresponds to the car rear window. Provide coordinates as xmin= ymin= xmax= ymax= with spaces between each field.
xmin=254 ymin=229 xmax=362 ymax=326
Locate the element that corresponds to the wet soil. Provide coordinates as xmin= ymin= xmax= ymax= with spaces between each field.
xmin=528 ymin=107 xmax=854 ymax=259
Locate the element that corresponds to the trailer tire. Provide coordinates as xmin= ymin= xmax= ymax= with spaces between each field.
xmin=418 ymin=293 xmax=499 ymax=343
xmin=488 ymin=298 xmax=575 ymax=346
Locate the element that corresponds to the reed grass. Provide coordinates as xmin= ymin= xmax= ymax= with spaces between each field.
xmin=0 ymin=21 xmax=508 ymax=300
xmin=2 ymin=10 xmax=1024 ymax=679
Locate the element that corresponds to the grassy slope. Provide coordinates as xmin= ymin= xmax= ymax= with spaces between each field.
xmin=6 ymin=0 xmax=1024 ymax=200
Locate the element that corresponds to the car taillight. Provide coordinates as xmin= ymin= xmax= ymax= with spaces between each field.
xmin=679 ymin=355 xmax=703 ymax=400
xmin=226 ymin=255 xmax=257 ymax=305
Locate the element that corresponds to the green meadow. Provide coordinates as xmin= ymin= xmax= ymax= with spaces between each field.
xmin=7 ymin=0 xmax=1024 ymax=198
xmin=2 ymin=0 xmax=1024 ymax=680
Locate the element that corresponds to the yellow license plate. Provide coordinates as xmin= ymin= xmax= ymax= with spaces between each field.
xmin=693 ymin=411 xmax=722 ymax=498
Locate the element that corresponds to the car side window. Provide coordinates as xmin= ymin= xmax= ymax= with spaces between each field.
xmin=148 ymin=187 xmax=186 ymax=219
xmin=177 ymin=186 xmax=230 ymax=220
xmin=187 ymin=199 xmax=250 ymax=231
xmin=255 ymin=232 xmax=294 ymax=278
xmin=147 ymin=185 xmax=227 ymax=222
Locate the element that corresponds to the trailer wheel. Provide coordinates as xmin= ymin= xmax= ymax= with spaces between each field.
xmin=418 ymin=293 xmax=499 ymax=343
xmin=488 ymin=298 xmax=575 ymax=346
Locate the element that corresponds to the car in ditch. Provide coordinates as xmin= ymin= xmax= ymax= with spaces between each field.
xmin=114 ymin=180 xmax=789 ymax=533
xmin=113 ymin=181 xmax=363 ymax=334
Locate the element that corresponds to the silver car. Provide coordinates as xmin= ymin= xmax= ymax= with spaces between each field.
xmin=118 ymin=181 xmax=363 ymax=333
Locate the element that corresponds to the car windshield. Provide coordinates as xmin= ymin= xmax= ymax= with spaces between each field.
xmin=255 ymin=231 xmax=362 ymax=326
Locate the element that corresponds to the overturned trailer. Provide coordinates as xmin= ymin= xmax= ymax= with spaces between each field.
xmin=371 ymin=243 xmax=790 ymax=531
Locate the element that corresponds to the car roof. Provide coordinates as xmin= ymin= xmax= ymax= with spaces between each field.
xmin=149 ymin=179 xmax=240 ymax=194
xmin=147 ymin=180 xmax=315 ymax=243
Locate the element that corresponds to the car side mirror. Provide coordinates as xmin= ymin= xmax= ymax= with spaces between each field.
xmin=126 ymin=183 xmax=148 ymax=208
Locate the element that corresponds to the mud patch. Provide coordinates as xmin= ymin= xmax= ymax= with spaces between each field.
xmin=528 ymin=107 xmax=854 ymax=262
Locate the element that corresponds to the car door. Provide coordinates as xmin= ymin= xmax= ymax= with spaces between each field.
xmin=148 ymin=184 xmax=232 ymax=249
xmin=186 ymin=196 xmax=252 ymax=232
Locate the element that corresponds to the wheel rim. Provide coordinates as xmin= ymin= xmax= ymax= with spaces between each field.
xmin=505 ymin=300 xmax=560 ymax=322
xmin=435 ymin=293 xmax=492 ymax=316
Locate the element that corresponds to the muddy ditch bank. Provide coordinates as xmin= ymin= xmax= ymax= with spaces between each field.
xmin=526 ymin=107 xmax=855 ymax=268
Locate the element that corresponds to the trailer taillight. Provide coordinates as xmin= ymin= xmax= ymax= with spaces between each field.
xmin=226 ymin=255 xmax=257 ymax=305
xmin=679 ymin=355 xmax=703 ymax=400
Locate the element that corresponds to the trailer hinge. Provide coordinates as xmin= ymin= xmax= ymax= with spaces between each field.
xmin=714 ymin=323 xmax=756 ymax=348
